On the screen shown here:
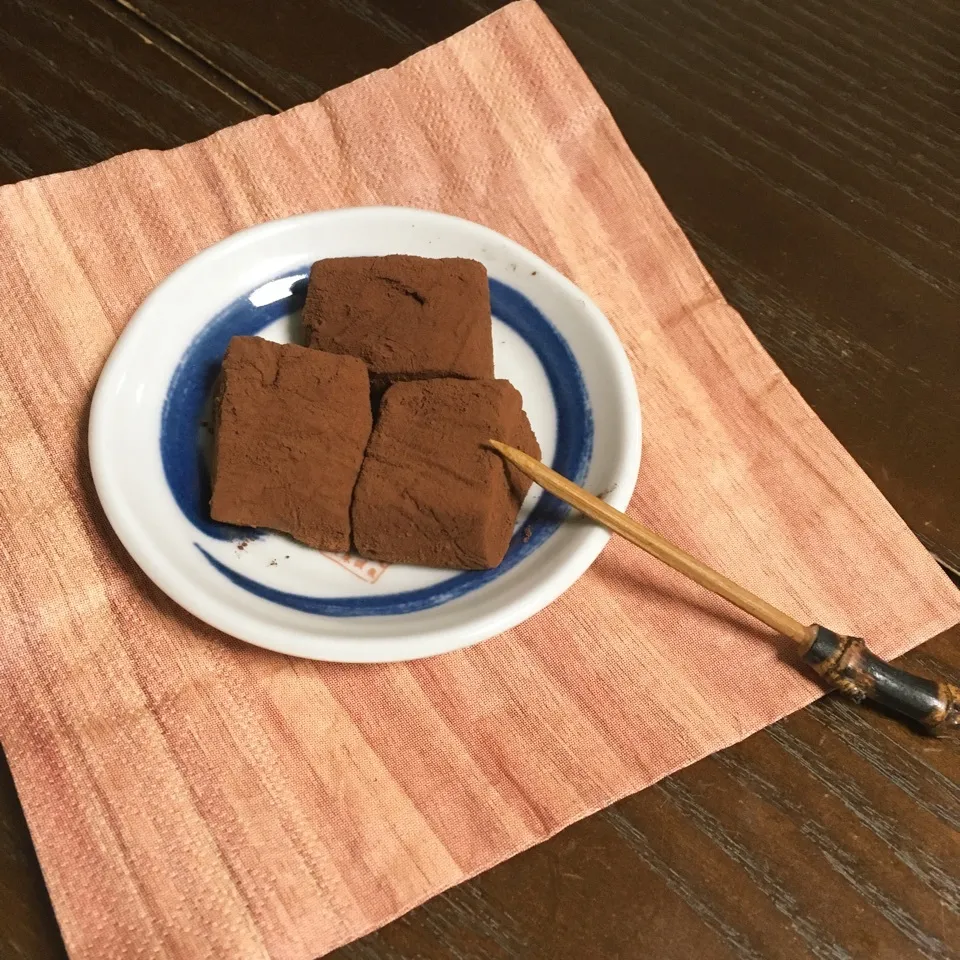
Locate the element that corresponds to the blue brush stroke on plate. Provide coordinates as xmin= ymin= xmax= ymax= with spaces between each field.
xmin=160 ymin=269 xmax=592 ymax=617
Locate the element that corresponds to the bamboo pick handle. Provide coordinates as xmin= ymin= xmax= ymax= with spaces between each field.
xmin=490 ymin=440 xmax=960 ymax=736
xmin=490 ymin=440 xmax=815 ymax=646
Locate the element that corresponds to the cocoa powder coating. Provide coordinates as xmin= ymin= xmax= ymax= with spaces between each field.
xmin=210 ymin=336 xmax=372 ymax=552
xmin=351 ymin=378 xmax=541 ymax=569
xmin=301 ymin=255 xmax=494 ymax=385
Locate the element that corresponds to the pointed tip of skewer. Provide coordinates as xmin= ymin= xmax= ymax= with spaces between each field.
xmin=487 ymin=439 xmax=532 ymax=471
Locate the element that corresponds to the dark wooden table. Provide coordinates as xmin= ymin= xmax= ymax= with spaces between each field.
xmin=1 ymin=0 xmax=958 ymax=957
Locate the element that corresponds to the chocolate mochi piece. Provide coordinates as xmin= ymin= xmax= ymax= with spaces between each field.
xmin=301 ymin=255 xmax=494 ymax=385
xmin=351 ymin=378 xmax=541 ymax=569
xmin=210 ymin=336 xmax=372 ymax=551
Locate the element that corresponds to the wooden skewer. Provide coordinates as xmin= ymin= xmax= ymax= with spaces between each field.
xmin=492 ymin=441 xmax=814 ymax=648
xmin=490 ymin=440 xmax=960 ymax=737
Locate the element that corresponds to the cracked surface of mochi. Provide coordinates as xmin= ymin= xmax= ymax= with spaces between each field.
xmin=210 ymin=336 xmax=372 ymax=551
xmin=302 ymin=255 xmax=494 ymax=385
xmin=351 ymin=378 xmax=540 ymax=569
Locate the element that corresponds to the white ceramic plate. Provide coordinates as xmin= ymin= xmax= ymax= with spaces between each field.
xmin=90 ymin=207 xmax=641 ymax=662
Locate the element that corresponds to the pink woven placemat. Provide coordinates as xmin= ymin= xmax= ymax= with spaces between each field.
xmin=0 ymin=3 xmax=956 ymax=957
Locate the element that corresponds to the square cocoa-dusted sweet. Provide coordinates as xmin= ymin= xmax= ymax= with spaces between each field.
xmin=301 ymin=255 xmax=494 ymax=386
xmin=351 ymin=378 xmax=540 ymax=569
xmin=210 ymin=336 xmax=372 ymax=551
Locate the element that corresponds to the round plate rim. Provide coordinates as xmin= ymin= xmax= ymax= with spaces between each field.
xmin=89 ymin=206 xmax=642 ymax=662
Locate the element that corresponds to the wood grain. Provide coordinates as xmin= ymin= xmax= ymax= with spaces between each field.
xmin=0 ymin=1 xmax=957 ymax=959
xmin=539 ymin=0 xmax=960 ymax=573
xmin=0 ymin=0 xmax=262 ymax=186
xmin=0 ymin=748 xmax=67 ymax=960
xmin=108 ymin=0 xmax=960 ymax=574
xmin=329 ymin=629 xmax=960 ymax=960
xmin=0 ymin=3 xmax=261 ymax=956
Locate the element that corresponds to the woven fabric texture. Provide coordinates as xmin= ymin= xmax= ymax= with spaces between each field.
xmin=1 ymin=3 xmax=956 ymax=957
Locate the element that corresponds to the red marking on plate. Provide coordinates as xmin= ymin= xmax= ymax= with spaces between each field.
xmin=324 ymin=552 xmax=389 ymax=584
